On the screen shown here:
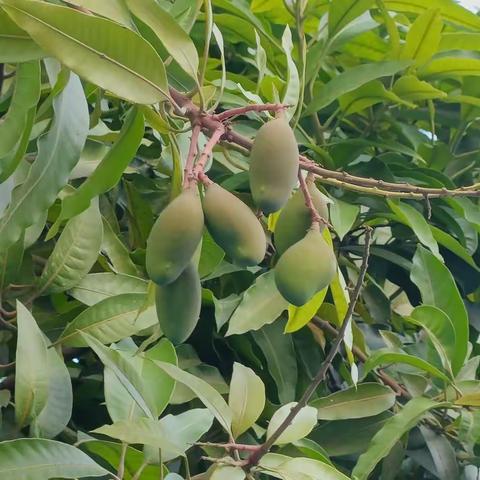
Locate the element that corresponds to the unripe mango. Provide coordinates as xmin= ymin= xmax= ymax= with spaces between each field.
xmin=203 ymin=183 xmax=266 ymax=266
xmin=249 ymin=117 xmax=299 ymax=214
xmin=274 ymin=227 xmax=337 ymax=306
xmin=274 ymin=181 xmax=329 ymax=256
xmin=146 ymin=187 xmax=204 ymax=285
xmin=155 ymin=262 xmax=201 ymax=344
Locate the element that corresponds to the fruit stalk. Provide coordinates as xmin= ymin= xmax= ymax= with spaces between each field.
xmin=193 ymin=126 xmax=225 ymax=177
xmin=215 ymin=103 xmax=289 ymax=121
xmin=246 ymin=226 xmax=373 ymax=468
xmin=297 ymin=171 xmax=328 ymax=226
xmin=183 ymin=123 xmax=201 ymax=188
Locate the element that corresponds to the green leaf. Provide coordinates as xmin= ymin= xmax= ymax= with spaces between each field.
xmin=94 ymin=409 xmax=213 ymax=461
xmin=329 ymin=198 xmax=359 ymax=241
xmin=211 ymin=466 xmax=245 ymax=480
xmin=304 ymin=60 xmax=411 ymax=114
xmin=226 ymin=271 xmax=288 ymax=336
xmin=0 ymin=233 xmax=24 ymax=291
xmin=81 ymin=332 xmax=156 ymax=418
xmin=420 ymin=57 xmax=480 ymax=78
xmin=58 ymin=293 xmax=155 ymax=347
xmin=260 ymin=454 xmax=350 ymax=480
xmin=0 ymin=9 xmax=43 ymax=62
xmin=420 ymin=426 xmax=459 ymax=480
xmin=0 ymin=62 xmax=89 ymax=253
xmin=286 ymin=288 xmax=327 ymax=333
xmin=392 ymin=75 xmax=446 ymax=102
xmin=388 ymin=200 xmax=440 ymax=259
xmin=400 ymin=9 xmax=442 ymax=65
xmin=125 ymin=0 xmax=199 ymax=81
xmin=1 ymin=0 xmax=169 ymax=104
xmin=267 ymin=402 xmax=317 ymax=445
xmin=38 ymin=199 xmax=103 ymax=295
xmin=229 ymin=362 xmax=265 ymax=438
xmin=0 ymin=438 xmax=109 ymax=479
xmin=383 ymin=0 xmax=480 ymax=30
xmin=352 ymin=398 xmax=448 ymax=480
xmin=411 ymin=246 xmax=469 ymax=375
xmin=328 ymin=0 xmax=374 ymax=38
xmin=13 ymin=301 xmax=73 ymax=438
xmin=66 ymin=0 xmax=133 ymax=26
xmin=311 ymin=383 xmax=396 ymax=420
xmin=439 ymin=32 xmax=480 ymax=52
xmin=69 ymin=272 xmax=148 ymax=306
xmin=252 ymin=319 xmax=297 ymax=404
xmin=363 ymin=349 xmax=451 ymax=383
xmin=153 ymin=360 xmax=233 ymax=434
xmin=105 ymin=339 xmax=177 ymax=421
xmin=0 ymin=60 xmax=41 ymax=159
xmin=49 ymin=107 xmax=144 ymax=238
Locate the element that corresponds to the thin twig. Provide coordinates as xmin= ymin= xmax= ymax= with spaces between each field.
xmin=298 ymin=171 xmax=322 ymax=225
xmin=196 ymin=442 xmax=261 ymax=452
xmin=215 ymin=103 xmax=288 ymax=121
xmin=246 ymin=227 xmax=373 ymax=468
xmin=183 ymin=124 xmax=201 ymax=188
xmin=193 ymin=126 xmax=225 ymax=175
xmin=117 ymin=443 xmax=128 ymax=479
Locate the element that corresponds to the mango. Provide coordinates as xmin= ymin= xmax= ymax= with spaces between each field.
xmin=155 ymin=262 xmax=201 ymax=344
xmin=203 ymin=183 xmax=266 ymax=266
xmin=274 ymin=227 xmax=337 ymax=306
xmin=146 ymin=187 xmax=204 ymax=285
xmin=249 ymin=117 xmax=299 ymax=214
xmin=274 ymin=180 xmax=329 ymax=256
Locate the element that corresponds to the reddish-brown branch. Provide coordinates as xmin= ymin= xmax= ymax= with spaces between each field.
xmin=215 ymin=104 xmax=289 ymax=122
xmin=246 ymin=227 xmax=373 ymax=468
xmin=193 ymin=126 xmax=225 ymax=176
xmin=183 ymin=124 xmax=201 ymax=188
xmin=298 ymin=171 xmax=322 ymax=225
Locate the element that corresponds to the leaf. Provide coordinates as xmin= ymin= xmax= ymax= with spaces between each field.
xmin=69 ymin=272 xmax=148 ymax=306
xmin=411 ymin=246 xmax=469 ymax=375
xmin=226 ymin=271 xmax=288 ymax=336
xmin=1 ymin=0 xmax=169 ymax=104
xmin=0 ymin=62 xmax=89 ymax=253
xmin=153 ymin=361 xmax=233 ymax=434
xmin=267 ymin=403 xmax=317 ymax=445
xmin=421 ymin=426 xmax=459 ymax=480
xmin=363 ymin=349 xmax=451 ymax=383
xmin=286 ymin=288 xmax=327 ymax=333
xmin=388 ymin=200 xmax=440 ymax=259
xmin=59 ymin=293 xmax=155 ymax=347
xmin=303 ymin=60 xmax=411 ymax=114
xmin=400 ymin=9 xmax=442 ymax=65
xmin=329 ymin=0 xmax=375 ymax=38
xmin=439 ymin=32 xmax=480 ymax=52
xmin=0 ymin=233 xmax=24 ymax=291
xmin=281 ymin=25 xmax=299 ymax=120
xmin=81 ymin=332 xmax=156 ymax=418
xmin=420 ymin=58 xmax=480 ymax=78
xmin=125 ymin=0 xmax=199 ymax=81
xmin=94 ymin=409 xmax=213 ymax=461
xmin=329 ymin=198 xmax=359 ymax=240
xmin=454 ymin=392 xmax=480 ymax=407
xmin=0 ymin=438 xmax=109 ymax=479
xmin=66 ymin=0 xmax=133 ymax=26
xmin=311 ymin=383 xmax=396 ymax=420
xmin=252 ymin=319 xmax=297 ymax=404
xmin=38 ymin=199 xmax=103 ymax=295
xmin=384 ymin=0 xmax=480 ymax=30
xmin=260 ymin=454 xmax=350 ymax=480
xmin=392 ymin=75 xmax=447 ymax=102
xmin=209 ymin=466 xmax=245 ymax=480
xmin=229 ymin=362 xmax=265 ymax=438
xmin=352 ymin=398 xmax=448 ymax=480
xmin=0 ymin=60 xmax=41 ymax=159
xmin=104 ymin=339 xmax=176 ymax=421
xmin=49 ymin=107 xmax=144 ymax=238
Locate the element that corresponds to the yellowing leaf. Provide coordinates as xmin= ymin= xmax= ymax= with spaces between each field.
xmin=286 ymin=288 xmax=327 ymax=333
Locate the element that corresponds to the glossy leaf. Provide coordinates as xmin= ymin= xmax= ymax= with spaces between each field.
xmin=0 ymin=439 xmax=109 ymax=479
xmin=286 ymin=288 xmax=327 ymax=333
xmin=229 ymin=362 xmax=265 ymax=438
xmin=328 ymin=0 xmax=374 ymax=38
xmin=66 ymin=0 xmax=133 ymax=26
xmin=352 ymin=398 xmax=448 ymax=480
xmin=38 ymin=199 xmax=103 ymax=295
xmin=267 ymin=403 xmax=317 ymax=445
xmin=311 ymin=383 xmax=396 ymax=420
xmin=1 ymin=0 xmax=169 ymax=104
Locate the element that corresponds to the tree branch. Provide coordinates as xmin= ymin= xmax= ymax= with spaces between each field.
xmin=183 ymin=124 xmax=201 ymax=188
xmin=215 ymin=104 xmax=288 ymax=122
xmin=246 ymin=227 xmax=373 ymax=468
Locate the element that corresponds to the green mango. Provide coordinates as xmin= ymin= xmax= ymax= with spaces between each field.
xmin=274 ymin=227 xmax=337 ymax=306
xmin=249 ymin=117 xmax=299 ymax=214
xmin=155 ymin=262 xmax=201 ymax=344
xmin=203 ymin=183 xmax=266 ymax=266
xmin=146 ymin=187 xmax=204 ymax=285
xmin=274 ymin=180 xmax=329 ymax=256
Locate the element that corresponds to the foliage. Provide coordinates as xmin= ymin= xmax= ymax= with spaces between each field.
xmin=1 ymin=0 xmax=480 ymax=479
